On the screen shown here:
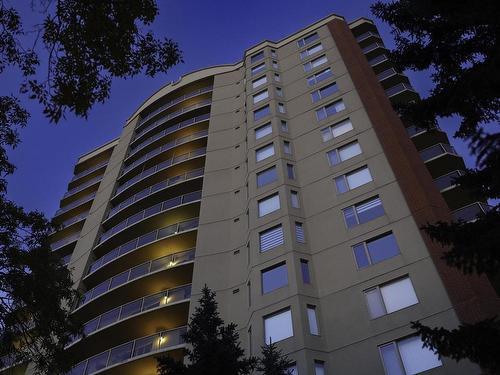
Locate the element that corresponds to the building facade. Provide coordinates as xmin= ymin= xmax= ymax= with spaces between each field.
xmin=4 ymin=13 xmax=499 ymax=375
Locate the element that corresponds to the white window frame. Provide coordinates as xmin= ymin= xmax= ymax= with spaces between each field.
xmin=321 ymin=119 xmax=354 ymax=142
xmin=304 ymin=55 xmax=328 ymax=72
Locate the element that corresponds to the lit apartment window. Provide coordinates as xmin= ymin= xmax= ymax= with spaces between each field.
xmin=365 ymin=276 xmax=418 ymax=319
xmin=316 ymin=100 xmax=346 ymax=121
xmin=286 ymin=164 xmax=295 ymax=179
xmin=353 ymin=232 xmax=400 ymax=269
xmin=335 ymin=166 xmax=373 ymax=194
xmin=295 ymin=222 xmax=305 ymax=243
xmin=261 ymin=262 xmax=288 ymax=294
xmin=271 ymin=49 xmax=277 ymax=58
xmin=321 ymin=119 xmax=354 ymax=142
xmin=327 ymin=141 xmax=362 ymax=166
xmin=278 ymin=103 xmax=286 ymax=113
xmin=258 ymin=193 xmax=280 ymax=217
xmin=276 ymin=87 xmax=283 ymax=97
xmin=300 ymin=259 xmax=311 ymax=283
xmin=251 ymin=51 xmax=265 ymax=64
xmin=297 ymin=32 xmax=319 ymax=47
xmin=264 ymin=308 xmax=293 ymax=343
xmin=283 ymin=141 xmax=292 ymax=154
xmin=300 ymin=43 xmax=324 ymax=59
xmin=314 ymin=360 xmax=326 ymax=375
xmin=252 ymin=62 xmax=266 ymax=76
xmin=272 ymin=60 xmax=279 ymax=69
xmin=379 ymin=336 xmax=442 ymax=375
xmin=259 ymin=224 xmax=284 ymax=252
xmin=256 ymin=143 xmax=275 ymax=162
xmin=254 ymin=105 xmax=271 ymax=121
xmin=343 ymin=196 xmax=384 ymax=228
xmin=255 ymin=122 xmax=272 ymax=140
xmin=307 ymin=305 xmax=319 ymax=335
xmin=253 ymin=75 xmax=267 ymax=89
xmin=307 ymin=68 xmax=333 ymax=86
xmin=274 ymin=73 xmax=281 ymax=82
xmin=253 ymin=89 xmax=269 ymax=104
xmin=290 ymin=190 xmax=300 ymax=208
xmin=257 ymin=166 xmax=278 ymax=188
xmin=304 ymin=55 xmax=328 ymax=72
xmin=311 ymin=82 xmax=339 ymax=103
xmin=281 ymin=120 xmax=288 ymax=132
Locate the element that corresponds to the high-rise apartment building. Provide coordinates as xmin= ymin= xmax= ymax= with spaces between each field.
xmin=4 ymin=13 xmax=498 ymax=375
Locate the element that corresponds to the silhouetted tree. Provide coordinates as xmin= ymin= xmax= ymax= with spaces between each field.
xmin=257 ymin=341 xmax=294 ymax=375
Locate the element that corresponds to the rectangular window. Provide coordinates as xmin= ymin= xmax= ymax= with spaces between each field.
xmin=316 ymin=100 xmax=346 ymax=121
xmin=314 ymin=361 xmax=326 ymax=375
xmin=264 ymin=309 xmax=293 ymax=344
xmin=283 ymin=141 xmax=292 ymax=154
xmin=365 ymin=277 xmax=418 ymax=319
xmin=257 ymin=166 xmax=278 ymax=188
xmin=256 ymin=143 xmax=275 ymax=162
xmin=335 ymin=166 xmax=373 ymax=194
xmin=343 ymin=196 xmax=385 ymax=228
xmin=295 ymin=222 xmax=305 ymax=243
xmin=307 ymin=68 xmax=333 ymax=86
xmin=253 ymin=89 xmax=269 ymax=104
xmin=251 ymin=62 xmax=266 ymax=76
xmin=287 ymin=164 xmax=295 ymax=179
xmin=274 ymin=73 xmax=281 ymax=82
xmin=379 ymin=336 xmax=442 ymax=375
xmin=307 ymin=305 xmax=319 ymax=335
xmin=352 ymin=232 xmax=400 ymax=269
xmin=281 ymin=120 xmax=288 ymax=132
xmin=278 ymin=103 xmax=285 ymax=113
xmin=304 ymin=55 xmax=328 ymax=72
xmin=262 ymin=262 xmax=288 ymax=294
xmin=251 ymin=51 xmax=265 ymax=64
xmin=321 ymin=119 xmax=354 ymax=142
xmin=259 ymin=225 xmax=284 ymax=252
xmin=297 ymin=32 xmax=319 ymax=48
xmin=311 ymin=82 xmax=339 ymax=103
xmin=272 ymin=60 xmax=279 ymax=69
xmin=327 ymin=141 xmax=362 ymax=166
xmin=290 ymin=190 xmax=300 ymax=208
xmin=276 ymin=87 xmax=283 ymax=97
xmin=254 ymin=105 xmax=271 ymax=121
xmin=300 ymin=43 xmax=323 ymax=59
xmin=258 ymin=193 xmax=280 ymax=217
xmin=271 ymin=49 xmax=277 ymax=58
xmin=288 ymin=365 xmax=298 ymax=375
xmin=255 ymin=122 xmax=272 ymax=140
xmin=252 ymin=75 xmax=267 ymax=89
xmin=300 ymin=259 xmax=311 ymax=284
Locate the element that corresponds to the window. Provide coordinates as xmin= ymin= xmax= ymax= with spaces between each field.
xmin=274 ymin=73 xmax=281 ymax=82
xmin=295 ymin=222 xmax=305 ymax=243
xmin=304 ymin=55 xmax=328 ymax=72
xmin=297 ymin=32 xmax=319 ymax=47
xmin=316 ymin=100 xmax=346 ymax=121
xmin=259 ymin=225 xmax=284 ymax=252
xmin=251 ymin=51 xmax=265 ymax=64
xmin=352 ymin=232 xmax=400 ymax=269
xmin=283 ymin=141 xmax=292 ymax=154
xmin=314 ymin=361 xmax=325 ymax=375
xmin=278 ymin=103 xmax=285 ymax=113
xmin=252 ymin=75 xmax=267 ymax=89
xmin=379 ymin=336 xmax=442 ymax=375
xmin=264 ymin=309 xmax=293 ymax=344
xmin=281 ymin=120 xmax=288 ymax=132
xmin=262 ymin=262 xmax=288 ymax=294
xmin=300 ymin=43 xmax=323 ymax=59
xmin=343 ymin=196 xmax=384 ymax=228
xmin=276 ymin=87 xmax=283 ymax=97
xmin=287 ymin=164 xmax=295 ymax=179
xmin=272 ymin=60 xmax=279 ymax=69
xmin=321 ymin=119 xmax=354 ymax=142
xmin=335 ymin=166 xmax=373 ymax=193
xmin=307 ymin=68 xmax=333 ymax=86
xmin=288 ymin=365 xmax=298 ymax=375
xmin=290 ymin=190 xmax=300 ymax=208
xmin=253 ymin=89 xmax=269 ymax=104
xmin=271 ymin=49 xmax=277 ymax=58
xmin=365 ymin=277 xmax=418 ymax=319
xmin=256 ymin=143 xmax=275 ymax=162
xmin=311 ymin=82 xmax=339 ymax=103
xmin=300 ymin=259 xmax=311 ymax=283
xmin=252 ymin=62 xmax=266 ymax=76
xmin=307 ymin=305 xmax=319 ymax=335
xmin=254 ymin=105 xmax=271 ymax=121
xmin=257 ymin=166 xmax=278 ymax=188
xmin=255 ymin=122 xmax=272 ymax=140
xmin=258 ymin=193 xmax=280 ymax=217
xmin=327 ymin=141 xmax=362 ymax=166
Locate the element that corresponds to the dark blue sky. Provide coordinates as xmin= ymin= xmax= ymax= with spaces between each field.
xmin=5 ymin=0 xmax=472 ymax=217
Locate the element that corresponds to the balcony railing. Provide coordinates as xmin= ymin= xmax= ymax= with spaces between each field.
xmin=0 ymin=354 xmax=18 ymax=371
xmin=434 ymin=170 xmax=464 ymax=191
xmin=107 ymin=168 xmax=204 ymax=219
xmin=70 ymin=284 xmax=191 ymax=346
xmin=122 ymin=129 xmax=208 ymax=176
xmin=71 ymin=161 xmax=108 ymax=183
xmin=55 ymin=192 xmax=96 ymax=217
xmin=406 ymin=125 xmax=427 ymax=138
xmin=135 ymin=99 xmax=212 ymax=141
xmin=81 ymin=248 xmax=195 ymax=306
xmin=86 ymin=217 xmax=198 ymax=276
xmin=50 ymin=232 xmax=80 ymax=251
xmin=59 ymin=211 xmax=89 ymax=230
xmin=452 ymin=202 xmax=491 ymax=223
xmin=61 ymin=254 xmax=72 ymax=266
xmin=377 ymin=67 xmax=398 ymax=82
xmin=385 ymin=83 xmax=417 ymax=98
xmin=64 ymin=175 xmax=104 ymax=199
xmin=420 ymin=143 xmax=457 ymax=162
xmin=362 ymin=42 xmax=386 ymax=54
xmin=99 ymin=190 xmax=202 ymax=244
xmin=355 ymin=31 xmax=382 ymax=43
xmin=137 ymin=85 xmax=213 ymax=128
xmin=115 ymin=147 xmax=206 ymax=196
xmin=368 ymin=54 xmax=388 ymax=66
xmin=66 ymin=326 xmax=187 ymax=375
xmin=129 ymin=113 xmax=210 ymax=156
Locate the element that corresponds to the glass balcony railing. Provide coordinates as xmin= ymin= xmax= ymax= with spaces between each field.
xmin=64 ymin=175 xmax=104 ymax=199
xmin=61 ymin=254 xmax=72 ymax=266
xmin=356 ymin=31 xmax=382 ymax=43
xmin=86 ymin=217 xmax=198 ymax=276
xmin=66 ymin=326 xmax=187 ymax=375
xmin=81 ymin=248 xmax=196 ymax=306
xmin=420 ymin=143 xmax=458 ymax=162
xmin=55 ymin=192 xmax=97 ymax=217
xmin=137 ymin=86 xmax=213 ymax=128
xmin=385 ymin=83 xmax=416 ymax=97
xmin=99 ymin=190 xmax=202 ymax=244
xmin=107 ymin=168 xmax=204 ymax=219
xmin=406 ymin=125 xmax=427 ymax=137
xmin=122 ymin=129 xmax=208 ymax=176
xmin=69 ymin=284 xmax=191 ymax=346
xmin=135 ymin=99 xmax=212 ymax=141
xmin=362 ymin=42 xmax=386 ymax=54
xmin=71 ymin=161 xmax=108 ymax=183
xmin=50 ymin=232 xmax=80 ymax=251
xmin=59 ymin=211 xmax=89 ymax=230
xmin=129 ymin=113 xmax=210 ymax=157
xmin=115 ymin=147 xmax=206 ymax=196
xmin=377 ymin=67 xmax=398 ymax=81
xmin=452 ymin=202 xmax=491 ymax=222
xmin=368 ymin=54 xmax=388 ymax=66
xmin=434 ymin=170 xmax=464 ymax=191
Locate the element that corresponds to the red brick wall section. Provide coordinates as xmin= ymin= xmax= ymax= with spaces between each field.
xmin=327 ymin=19 xmax=499 ymax=323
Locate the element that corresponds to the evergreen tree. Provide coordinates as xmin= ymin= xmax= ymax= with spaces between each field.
xmin=257 ymin=341 xmax=294 ymax=375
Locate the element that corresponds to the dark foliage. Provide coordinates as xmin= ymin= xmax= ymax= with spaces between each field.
xmin=257 ymin=341 xmax=294 ymax=375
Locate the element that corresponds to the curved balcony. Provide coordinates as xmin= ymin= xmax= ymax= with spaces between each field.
xmin=55 ymin=211 xmax=89 ymax=232
xmin=71 ymin=161 xmax=108 ymax=184
xmin=63 ymin=175 xmax=103 ymax=200
xmin=55 ymin=192 xmax=96 ymax=218
xmin=50 ymin=232 xmax=80 ymax=251
xmin=67 ymin=326 xmax=186 ymax=375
